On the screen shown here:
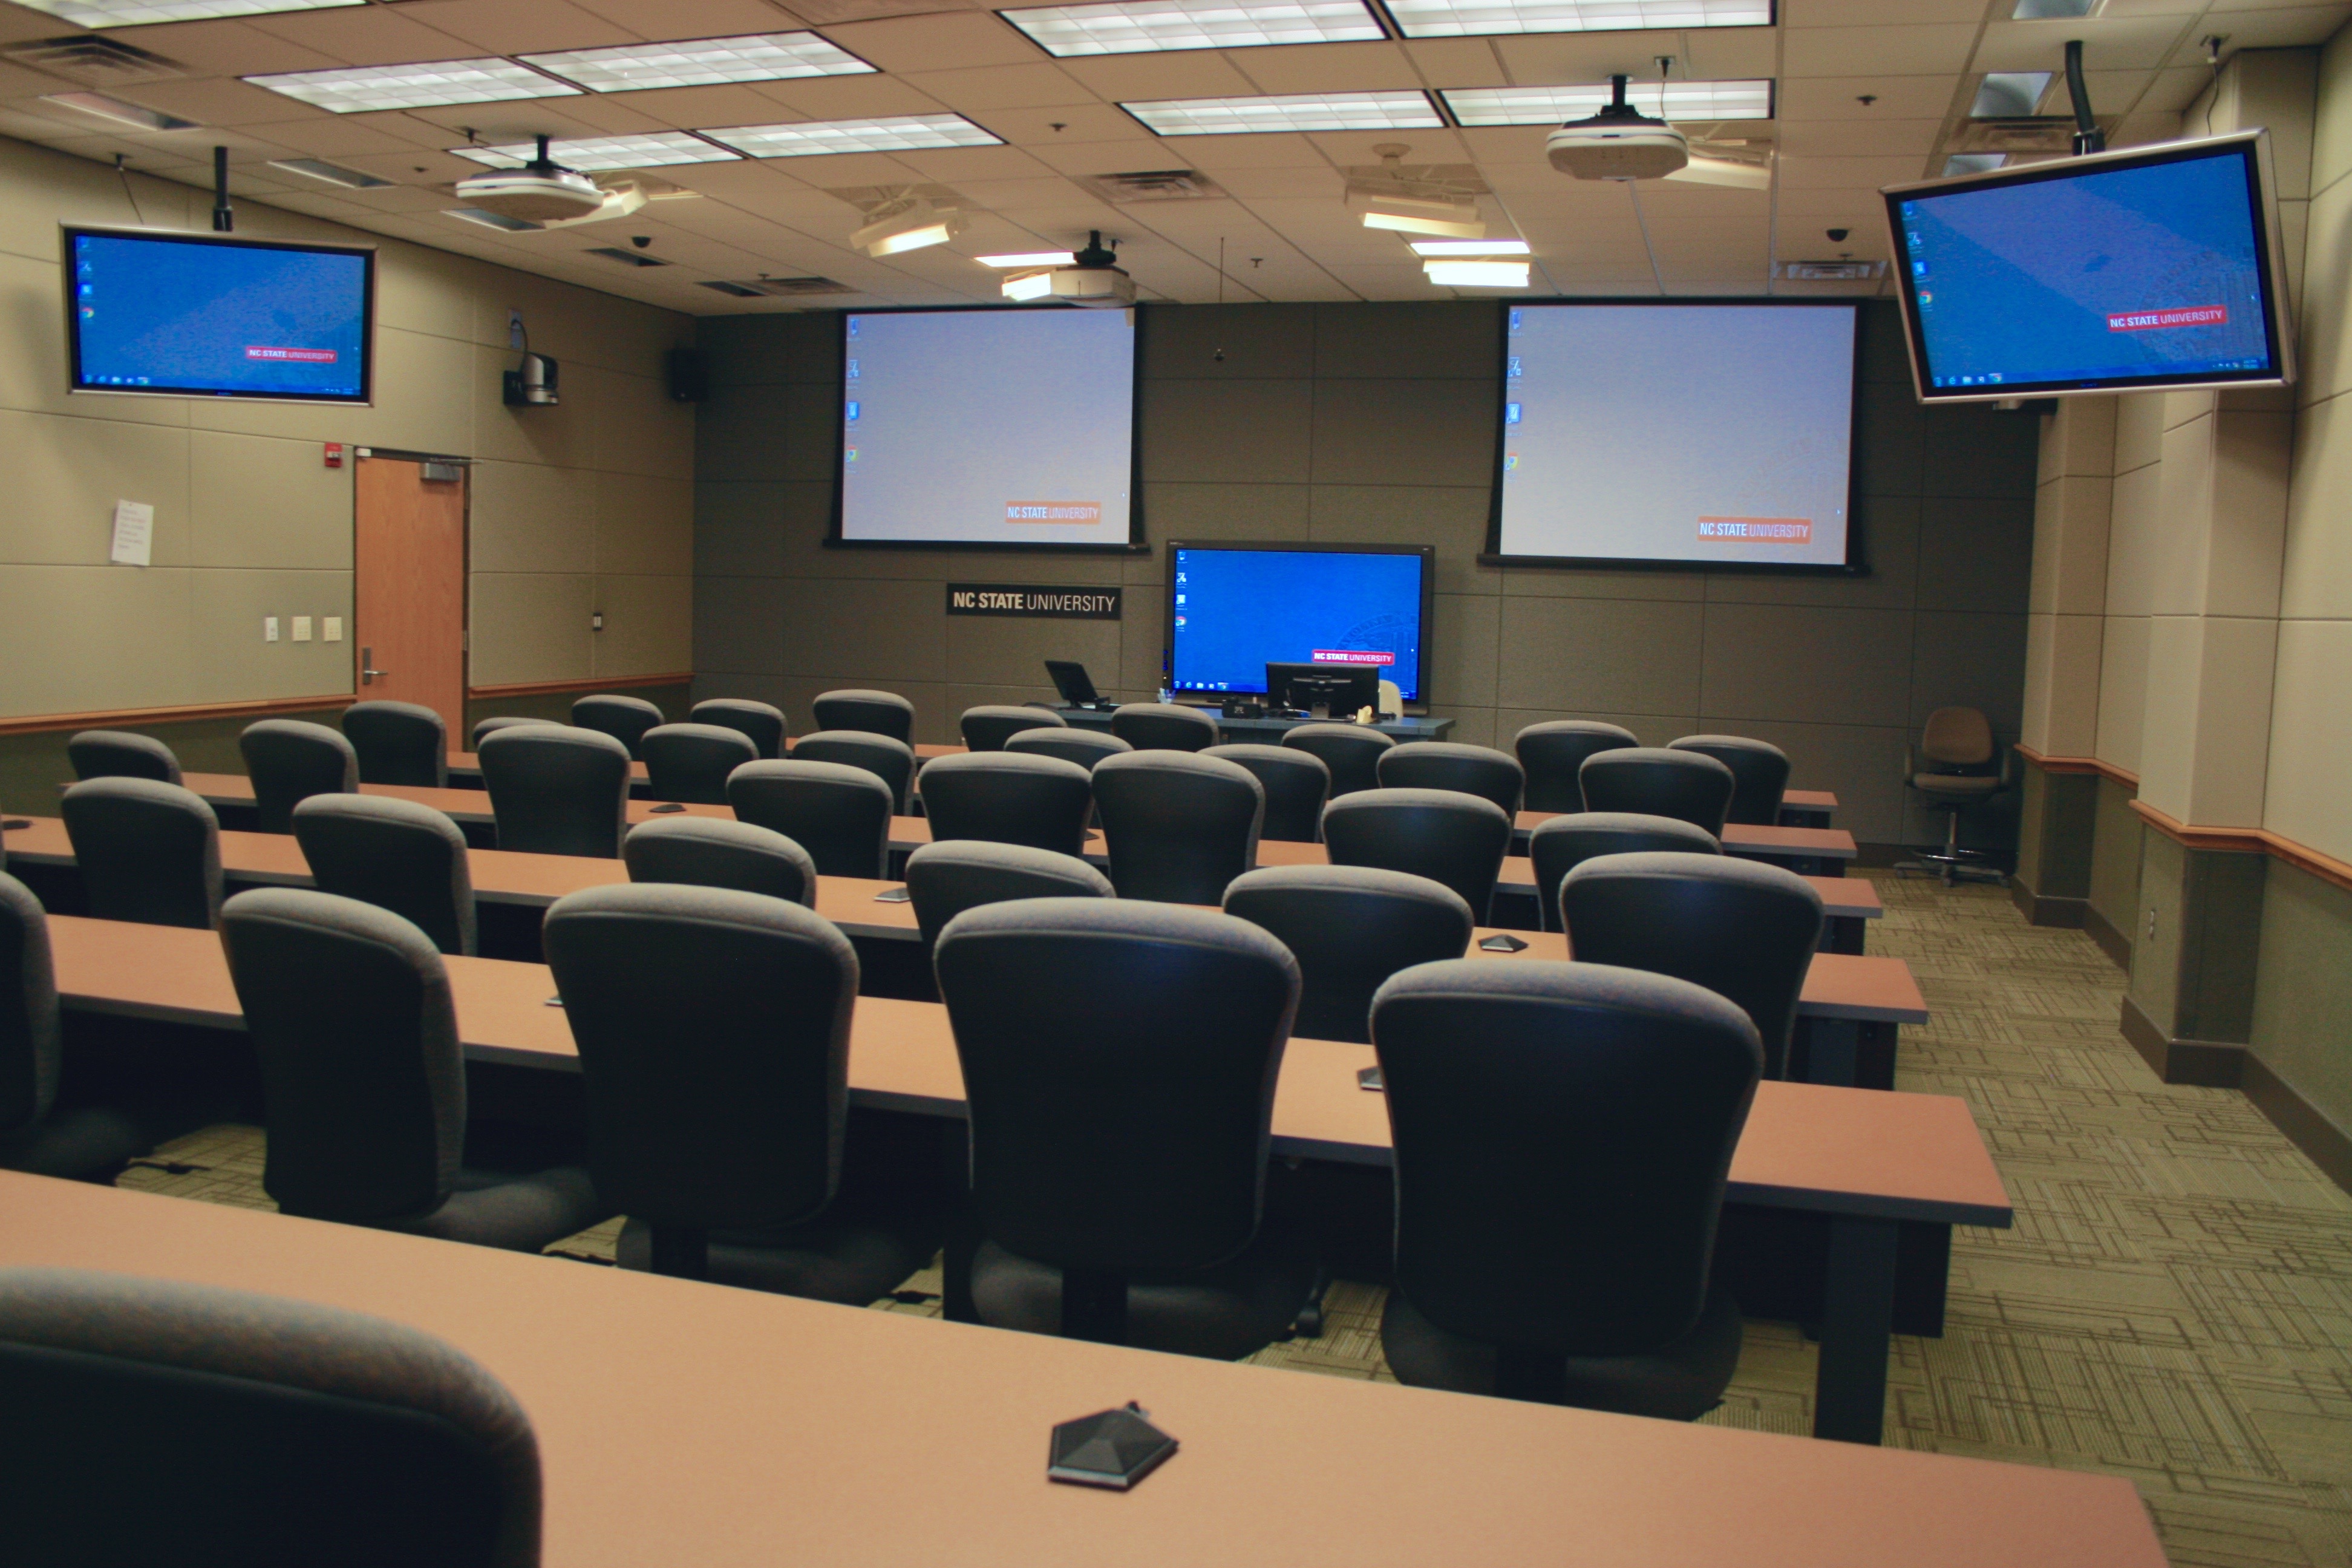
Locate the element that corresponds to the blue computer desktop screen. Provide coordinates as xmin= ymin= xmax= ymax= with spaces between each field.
xmin=1898 ymin=147 xmax=2273 ymax=391
xmin=70 ymin=231 xmax=371 ymax=400
xmin=1169 ymin=547 xmax=1426 ymax=702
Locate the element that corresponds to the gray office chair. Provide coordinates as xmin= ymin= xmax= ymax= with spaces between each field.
xmin=1004 ymin=727 xmax=1132 ymax=772
xmin=623 ymin=817 xmax=815 ymax=907
xmin=933 ymin=898 xmax=1316 ymax=1357
xmin=1282 ymin=723 xmax=1392 ymax=798
xmin=1110 ymin=702 xmax=1220 ymax=753
xmin=1377 ymin=741 xmax=1525 ymax=817
xmin=477 ymin=725 xmax=630 ymax=860
xmin=727 ymin=760 xmax=893 ymax=880
xmin=570 ymin=693 xmax=664 ymax=759
xmin=221 ymin=888 xmax=604 ymax=1250
xmin=690 ymin=697 xmax=787 ymax=759
xmin=67 ymin=729 xmax=180 ymax=786
xmin=792 ymin=731 xmax=916 ymax=813
xmin=1670 ymin=736 xmax=1791 ymax=828
xmin=342 ymin=700 xmax=448 ymax=788
xmin=639 ymin=723 xmax=757 ymax=806
xmin=1203 ymin=743 xmax=1329 ymax=843
xmin=903 ymin=841 xmax=1112 ymax=948
xmin=1901 ymin=707 xmax=2010 ymax=886
xmin=241 ymin=719 xmax=359 ymax=835
xmin=1224 ymin=865 xmax=1472 ymax=1044
xmin=0 ymin=875 xmax=158 ymax=1181
xmin=959 ymin=705 xmax=1064 ymax=753
xmin=918 ymin=752 xmax=1093 ymax=858
xmin=60 ymin=778 xmax=223 ymax=930
xmin=0 ymin=1267 xmax=543 ymax=1568
xmin=812 ymin=688 xmax=915 ymax=744
xmin=542 ymin=883 xmax=937 ymax=1300
xmin=1528 ymin=812 xmax=1720 ymax=933
xmin=1578 ymin=748 xmax=1736 ymax=837
xmin=1371 ymin=959 xmax=1758 ymax=1417
xmin=1558 ymin=852 xmax=1822 ymax=1081
xmin=470 ymin=716 xmax=544 ymax=751
xmin=1091 ymin=751 xmax=1263 ymax=906
xmin=1515 ymin=721 xmax=1638 ymax=814
xmin=292 ymin=794 xmax=477 ymax=956
xmin=1321 ymin=788 xmax=1512 ymax=924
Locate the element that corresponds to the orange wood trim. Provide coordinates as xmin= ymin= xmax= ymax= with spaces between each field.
xmin=2014 ymin=743 xmax=2140 ymax=790
xmin=0 ymin=692 xmax=353 ymax=738
xmin=2130 ymin=799 xmax=2352 ymax=896
xmin=465 ymin=671 xmax=692 ymax=700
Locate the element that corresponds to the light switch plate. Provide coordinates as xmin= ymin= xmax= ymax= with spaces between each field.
xmin=323 ymin=617 xmax=343 ymax=642
xmin=291 ymin=616 xmax=312 ymax=642
xmin=263 ymin=616 xmax=279 ymax=642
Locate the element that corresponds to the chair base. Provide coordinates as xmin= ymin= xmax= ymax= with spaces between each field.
xmin=1379 ymin=1282 xmax=1743 ymax=1421
xmin=617 ymin=1213 xmax=939 ymax=1306
xmin=971 ymin=1220 xmax=1319 ymax=1361
xmin=1897 ymin=800 xmax=2006 ymax=887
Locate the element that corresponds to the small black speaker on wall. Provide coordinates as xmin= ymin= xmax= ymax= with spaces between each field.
xmin=666 ymin=347 xmax=707 ymax=403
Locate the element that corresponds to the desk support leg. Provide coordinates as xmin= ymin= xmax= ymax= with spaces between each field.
xmin=1822 ymin=915 xmax=1865 ymax=955
xmin=1815 ymin=1216 xmax=1899 ymax=1444
xmin=1805 ymin=1018 xmax=1860 ymax=1088
xmin=939 ymin=1121 xmax=980 ymax=1324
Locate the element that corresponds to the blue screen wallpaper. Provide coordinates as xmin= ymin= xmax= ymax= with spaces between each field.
xmin=1170 ymin=547 xmax=1426 ymax=702
xmin=72 ymin=232 xmax=370 ymax=400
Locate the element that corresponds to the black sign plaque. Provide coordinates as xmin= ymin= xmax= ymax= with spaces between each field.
xmin=946 ymin=584 xmax=1122 ymax=619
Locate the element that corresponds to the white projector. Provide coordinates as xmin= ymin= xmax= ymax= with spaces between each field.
xmin=1051 ymin=231 xmax=1135 ymax=308
xmin=1545 ymin=77 xmax=1690 ymax=181
xmin=453 ymin=135 xmax=606 ymax=222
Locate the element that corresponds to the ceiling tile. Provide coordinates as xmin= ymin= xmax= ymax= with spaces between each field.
xmin=245 ymin=6 xmax=492 ymax=67
xmin=572 ymin=0 xmax=802 ymax=32
xmin=960 ymin=102 xmax=1157 ymax=143
xmin=1777 ymin=74 xmax=1961 ymax=120
xmin=1490 ymin=30 xmax=1697 ymax=86
xmin=1975 ymin=17 xmax=2189 ymax=73
xmin=81 ymin=19 xmax=345 ymax=76
xmin=1783 ymin=0 xmax=1985 ymax=22
xmin=563 ymin=83 xmax=803 ymax=128
xmin=1781 ymin=25 xmax=1980 ymax=77
xmin=1680 ymin=26 xmax=1779 ymax=79
xmin=243 ymin=116 xmax=426 ymax=157
xmin=1305 ymin=126 xmax=1469 ymax=163
xmin=821 ymin=13 xmax=1045 ymax=71
xmin=898 ymin=62 xmax=1097 ymax=109
xmin=1208 ymin=165 xmax=1345 ymax=197
xmin=892 ymin=142 xmax=1060 ymax=178
xmin=756 ymin=73 xmax=950 ymax=118
xmin=1779 ymin=116 xmax=1942 ymax=155
xmin=1777 ymin=153 xmax=1929 ymax=188
xmin=1054 ymin=51 xmax=1266 ymax=100
xmin=1401 ymin=38 xmax=1506 ymax=86
xmin=403 ymin=0 xmax=638 ymax=54
xmin=1224 ymin=41 xmax=1422 ymax=96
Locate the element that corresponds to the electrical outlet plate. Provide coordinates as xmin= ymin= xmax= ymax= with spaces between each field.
xmin=292 ymin=616 xmax=312 ymax=642
xmin=323 ymin=617 xmax=343 ymax=642
xmin=263 ymin=616 xmax=278 ymax=642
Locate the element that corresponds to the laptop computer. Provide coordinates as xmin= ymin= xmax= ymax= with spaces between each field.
xmin=1045 ymin=660 xmax=1115 ymax=710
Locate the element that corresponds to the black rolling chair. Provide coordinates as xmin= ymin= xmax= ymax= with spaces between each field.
xmin=1091 ymin=751 xmax=1263 ymax=906
xmin=0 ymin=875 xmax=164 ymax=1181
xmin=1558 ymin=852 xmax=1822 ymax=1081
xmin=60 ymin=779 xmax=222 ymax=929
xmin=241 ymin=719 xmax=358 ymax=835
xmin=221 ymin=889 xmax=604 ymax=1250
xmin=918 ymin=753 xmax=1093 ymax=858
xmin=1004 ymin=727 xmax=1131 ymax=772
xmin=470 ymin=716 xmax=544 ymax=751
xmin=933 ymin=899 xmax=1316 ymax=1356
xmin=812 ymin=688 xmax=915 ymax=744
xmin=1528 ymin=812 xmax=1720 ymax=933
xmin=1371 ymin=959 xmax=1759 ymax=1416
xmin=1321 ymin=788 xmax=1511 ymax=924
xmin=292 ymin=795 xmax=476 ymax=956
xmin=727 ymin=760 xmax=893 ymax=880
xmin=1109 ymin=702 xmax=1219 ymax=753
xmin=67 ymin=729 xmax=180 ymax=786
xmin=1377 ymin=741 xmax=1525 ymax=817
xmin=342 ymin=701 xmax=448 ymax=788
xmin=959 ymin=705 xmax=1064 ymax=753
xmin=1203 ymin=744 xmax=1329 ymax=843
xmin=1578 ymin=748 xmax=1736 ymax=837
xmin=0 ymin=1267 xmax=543 ymax=1568
xmin=1515 ymin=720 xmax=1638 ymax=813
xmin=639 ymin=724 xmax=757 ymax=806
xmin=792 ymin=732 xmax=916 ymax=813
xmin=570 ymin=693 xmax=664 ymax=759
xmin=477 ymin=726 xmax=630 ymax=860
xmin=1670 ymin=736 xmax=1791 ymax=827
xmin=1900 ymin=706 xmax=2011 ymax=886
xmin=542 ymin=884 xmax=936 ymax=1299
xmin=690 ymin=697 xmax=787 ymax=759
xmin=1281 ymin=723 xmax=1392 ymax=798
xmin=623 ymin=817 xmax=815 ymax=906
xmin=903 ymin=841 xmax=1111 ymax=948
xmin=1224 ymin=865 xmax=1472 ymax=1044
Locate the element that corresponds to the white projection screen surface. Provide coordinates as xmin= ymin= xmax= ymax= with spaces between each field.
xmin=835 ymin=307 xmax=1138 ymax=547
xmin=1492 ymin=303 xmax=1860 ymax=569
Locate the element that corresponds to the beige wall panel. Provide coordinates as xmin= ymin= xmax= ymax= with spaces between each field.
xmin=1493 ymin=708 xmax=1697 ymax=750
xmin=187 ymin=567 xmax=354 ymax=702
xmin=694 ymin=482 xmax=796 ymax=581
xmin=589 ymin=368 xmax=696 ymax=483
xmin=1309 ymin=380 xmax=1494 ymax=487
xmin=0 ymin=251 xmax=189 ymax=430
xmin=2028 ymin=475 xmax=2112 ymax=616
xmin=2105 ymin=461 xmax=2163 ymax=617
xmin=592 ymin=573 xmax=693 ymax=679
xmin=595 ymin=471 xmax=694 ymax=578
xmin=774 ymin=577 xmax=946 ymax=685
xmin=1306 ymin=485 xmax=1498 ymax=596
xmin=2113 ymin=391 xmax=2168 ymax=472
xmin=2248 ymin=860 xmax=2352 ymax=1138
xmin=2239 ymin=50 xmax=2320 ymax=196
xmin=2138 ymin=613 xmax=2278 ymax=828
xmin=1138 ymin=381 xmax=1313 ymax=485
xmin=372 ymin=242 xmax=479 ymax=345
xmin=2096 ymin=613 xmax=2149 ymax=773
xmin=2314 ymin=24 xmax=2352 ymax=192
xmin=1708 ymin=496 xmax=1918 ymax=613
xmin=1707 ymin=718 xmax=1909 ymax=845
xmin=1495 ymin=596 xmax=1705 ymax=715
xmin=471 ymin=340 xmax=593 ymax=472
xmin=0 ymin=142 xmax=175 ymax=265
xmin=2281 ymin=392 xmax=2352 ymax=619
xmin=470 ymin=572 xmax=594 ymax=688
xmin=0 ymin=408 xmax=189 ymax=566
xmin=2149 ymin=411 xmax=2216 ymax=616
xmin=1429 ymin=590 xmax=1500 ymax=711
xmin=1916 ymin=495 xmax=2033 ymax=614
xmin=2205 ymin=409 xmax=2292 ymax=619
xmin=2022 ymin=612 xmax=2057 ymax=756
xmin=182 ymin=327 xmax=474 ymax=454
xmin=189 ymin=431 xmax=352 ymax=570
xmin=0 ymin=564 xmax=196 ymax=715
xmin=2037 ymin=396 xmax=2116 ymax=485
xmin=469 ymin=460 xmax=598 ymax=575
xmin=944 ymin=609 xmax=1124 ymax=691
xmin=2263 ymin=616 xmax=2352 ymax=860
xmin=1140 ymin=481 xmax=1313 ymax=552
xmin=1498 ymin=566 xmax=1707 ymax=601
xmin=693 ymin=574 xmax=785 ymax=678
xmin=2036 ymin=612 xmax=2105 ymax=758
xmin=2299 ymin=171 xmax=2352 ymax=407
xmin=480 ymin=267 xmax=688 ymax=376
xmin=1700 ymin=604 xmax=1915 ymax=728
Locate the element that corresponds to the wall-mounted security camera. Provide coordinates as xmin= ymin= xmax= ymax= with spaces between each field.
xmin=1826 ymin=228 xmax=1850 ymax=243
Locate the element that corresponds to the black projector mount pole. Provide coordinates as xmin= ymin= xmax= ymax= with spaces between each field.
xmin=212 ymin=145 xmax=233 ymax=232
xmin=2065 ymin=40 xmax=2105 ymax=157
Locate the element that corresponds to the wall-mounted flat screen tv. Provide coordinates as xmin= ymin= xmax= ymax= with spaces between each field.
xmin=1882 ymin=130 xmax=2293 ymax=403
xmin=1166 ymin=541 xmax=1434 ymax=709
xmin=65 ymin=226 xmax=375 ymax=405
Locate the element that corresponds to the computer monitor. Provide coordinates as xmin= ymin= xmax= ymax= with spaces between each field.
xmin=1267 ymin=661 xmax=1379 ymax=718
xmin=1044 ymin=659 xmax=1105 ymax=708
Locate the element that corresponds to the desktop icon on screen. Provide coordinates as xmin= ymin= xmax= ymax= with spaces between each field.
xmin=1506 ymin=402 xmax=1521 ymax=425
xmin=845 ymin=400 xmax=860 ymax=423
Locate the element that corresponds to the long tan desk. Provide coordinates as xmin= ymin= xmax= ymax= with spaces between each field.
xmin=440 ymin=739 xmax=965 ymax=785
xmin=45 ymin=911 xmax=1995 ymax=1446
xmin=1513 ymin=810 xmax=1858 ymax=877
xmin=0 ymin=1174 xmax=2152 ymax=1567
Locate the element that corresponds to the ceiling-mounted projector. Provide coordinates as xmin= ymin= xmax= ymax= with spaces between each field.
xmin=1048 ymin=231 xmax=1134 ymax=307
xmin=452 ymin=134 xmax=606 ymax=222
xmin=1547 ymin=75 xmax=1689 ymax=181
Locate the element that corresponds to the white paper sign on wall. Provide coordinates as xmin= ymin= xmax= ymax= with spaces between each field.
xmin=109 ymin=500 xmax=153 ymax=567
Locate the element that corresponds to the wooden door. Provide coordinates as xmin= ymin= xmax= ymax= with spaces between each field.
xmin=353 ymin=455 xmax=467 ymax=736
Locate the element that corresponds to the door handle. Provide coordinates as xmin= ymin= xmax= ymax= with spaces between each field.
xmin=360 ymin=646 xmax=386 ymax=685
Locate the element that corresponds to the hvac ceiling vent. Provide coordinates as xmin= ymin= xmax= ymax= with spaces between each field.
xmin=1775 ymin=260 xmax=1886 ymax=281
xmin=1078 ymin=169 xmax=1227 ymax=203
xmin=585 ymin=247 xmax=670 ymax=267
xmin=702 ymin=276 xmax=857 ymax=296
xmin=1949 ymin=117 xmax=2114 ymax=154
xmin=3 ymin=34 xmax=184 ymax=86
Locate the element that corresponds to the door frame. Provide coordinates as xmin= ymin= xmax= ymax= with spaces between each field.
xmin=350 ymin=445 xmax=472 ymax=713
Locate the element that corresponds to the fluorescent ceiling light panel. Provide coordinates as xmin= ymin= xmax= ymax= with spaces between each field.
xmin=13 ymin=0 xmax=358 ymax=24
xmin=978 ymin=250 xmax=1078 ymax=267
xmin=2013 ymin=0 xmax=2099 ymax=18
xmin=269 ymin=157 xmax=391 ymax=189
xmin=518 ymin=33 xmax=872 ymax=93
xmin=1424 ymin=258 xmax=1528 ymax=286
xmin=1970 ymin=72 xmax=2051 ymax=118
xmin=1122 ymin=90 xmax=1442 ymax=136
xmin=445 ymin=208 xmax=543 ymax=232
xmin=246 ymin=59 xmax=580 ymax=114
xmin=1944 ymin=153 xmax=2006 ymax=176
xmin=1410 ymin=238 xmax=1528 ymax=255
xmin=1386 ymin=0 xmax=1768 ymax=38
xmin=703 ymin=114 xmax=1001 ymax=157
xmin=1002 ymin=270 xmax=1055 ymax=300
xmin=1002 ymin=0 xmax=1383 ymax=57
xmin=1442 ymin=79 xmax=1771 ymax=125
xmin=39 ymin=92 xmax=195 ymax=131
xmin=454 ymin=133 xmax=739 ymax=172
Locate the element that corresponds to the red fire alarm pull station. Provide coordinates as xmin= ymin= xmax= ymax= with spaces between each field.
xmin=324 ymin=442 xmax=345 ymax=468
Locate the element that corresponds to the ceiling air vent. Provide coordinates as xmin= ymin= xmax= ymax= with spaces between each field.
xmin=4 ymin=34 xmax=184 ymax=87
xmin=703 ymin=276 xmax=857 ymax=296
xmin=586 ymin=247 xmax=670 ymax=267
xmin=1776 ymin=260 xmax=1886 ymax=281
xmin=1078 ymin=169 xmax=1226 ymax=203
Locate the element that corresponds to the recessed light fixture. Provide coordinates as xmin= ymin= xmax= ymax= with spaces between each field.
xmin=39 ymin=92 xmax=197 ymax=131
xmin=1442 ymin=80 xmax=1772 ymax=126
xmin=1001 ymin=0 xmax=1383 ymax=57
xmin=1410 ymin=238 xmax=1528 ymax=256
xmin=1122 ymin=91 xmax=1442 ymax=136
xmin=445 ymin=208 xmax=543 ymax=232
xmin=1002 ymin=271 xmax=1056 ymax=300
xmin=978 ymin=250 xmax=1079 ymax=267
xmin=1385 ymin=0 xmax=1768 ymax=38
xmin=517 ymin=33 xmax=873 ymax=92
xmin=1970 ymin=72 xmax=2051 ymax=119
xmin=246 ymin=58 xmax=580 ymax=114
xmin=2013 ymin=0 xmax=2100 ymax=18
xmin=269 ymin=157 xmax=393 ymax=189
xmin=452 ymin=133 xmax=739 ymax=172
xmin=13 ymin=0 xmax=359 ymax=24
xmin=853 ymin=198 xmax=966 ymax=258
xmin=1424 ymin=258 xmax=1529 ymax=287
xmin=701 ymin=114 xmax=1002 ymax=157
xmin=1943 ymin=153 xmax=2007 ymax=176
xmin=585 ymin=246 xmax=670 ymax=267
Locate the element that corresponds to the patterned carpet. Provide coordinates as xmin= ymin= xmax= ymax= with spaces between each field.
xmin=117 ymin=872 xmax=2352 ymax=1566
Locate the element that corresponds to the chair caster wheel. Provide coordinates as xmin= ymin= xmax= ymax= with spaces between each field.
xmin=1293 ymin=1304 xmax=1324 ymax=1338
